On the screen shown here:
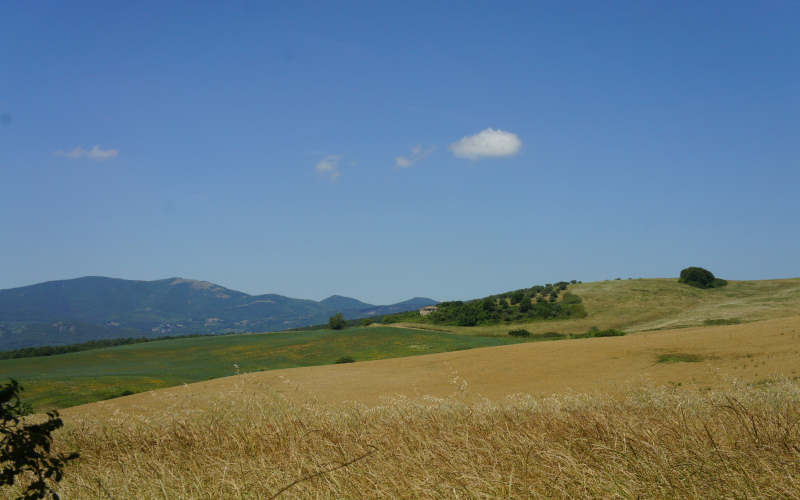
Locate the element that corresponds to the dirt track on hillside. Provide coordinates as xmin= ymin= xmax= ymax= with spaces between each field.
xmin=65 ymin=316 xmax=800 ymax=420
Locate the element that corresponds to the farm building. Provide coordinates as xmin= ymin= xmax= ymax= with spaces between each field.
xmin=419 ymin=305 xmax=438 ymax=316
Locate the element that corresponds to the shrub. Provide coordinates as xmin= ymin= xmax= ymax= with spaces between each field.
xmin=518 ymin=299 xmax=531 ymax=313
xmin=562 ymin=292 xmax=582 ymax=305
xmin=328 ymin=313 xmax=346 ymax=330
xmin=335 ymin=356 xmax=355 ymax=364
xmin=592 ymin=328 xmax=625 ymax=337
xmin=508 ymin=329 xmax=530 ymax=337
xmin=571 ymin=328 xmax=626 ymax=339
xmin=361 ymin=318 xmax=374 ymax=326
xmin=679 ymin=267 xmax=728 ymax=289
xmin=531 ymin=331 xmax=566 ymax=340
xmin=1 ymin=379 xmax=78 ymax=499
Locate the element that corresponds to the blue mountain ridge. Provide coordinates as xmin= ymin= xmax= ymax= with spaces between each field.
xmin=0 ymin=276 xmax=437 ymax=349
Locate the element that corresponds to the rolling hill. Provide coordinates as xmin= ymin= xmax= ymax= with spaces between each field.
xmin=0 ymin=276 xmax=436 ymax=349
xmin=387 ymin=277 xmax=800 ymax=336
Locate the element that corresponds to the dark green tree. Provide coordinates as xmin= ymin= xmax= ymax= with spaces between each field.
xmin=328 ymin=313 xmax=346 ymax=330
xmin=519 ymin=298 xmax=532 ymax=313
xmin=1 ymin=379 xmax=78 ymax=500
xmin=679 ymin=267 xmax=727 ymax=289
xmin=456 ymin=302 xmax=483 ymax=326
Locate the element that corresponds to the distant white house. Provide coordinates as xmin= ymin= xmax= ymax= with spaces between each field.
xmin=419 ymin=305 xmax=438 ymax=316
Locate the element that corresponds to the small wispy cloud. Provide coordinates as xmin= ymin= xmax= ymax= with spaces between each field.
xmin=55 ymin=145 xmax=119 ymax=160
xmin=395 ymin=144 xmax=435 ymax=168
xmin=315 ymin=155 xmax=341 ymax=180
xmin=449 ymin=128 xmax=522 ymax=160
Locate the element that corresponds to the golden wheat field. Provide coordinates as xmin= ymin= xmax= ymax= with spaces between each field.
xmin=6 ymin=315 xmax=795 ymax=498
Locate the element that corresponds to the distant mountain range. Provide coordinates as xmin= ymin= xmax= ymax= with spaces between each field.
xmin=0 ymin=277 xmax=436 ymax=350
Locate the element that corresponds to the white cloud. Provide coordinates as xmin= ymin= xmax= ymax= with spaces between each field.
xmin=315 ymin=155 xmax=341 ymax=180
xmin=56 ymin=145 xmax=119 ymax=160
xmin=394 ymin=144 xmax=434 ymax=168
xmin=449 ymin=128 xmax=522 ymax=160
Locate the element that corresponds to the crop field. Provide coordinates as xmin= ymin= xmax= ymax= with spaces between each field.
xmin=0 ymin=327 xmax=527 ymax=410
xmin=7 ymin=315 xmax=796 ymax=498
xmin=390 ymin=278 xmax=800 ymax=337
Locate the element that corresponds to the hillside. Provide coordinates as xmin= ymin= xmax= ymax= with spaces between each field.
xmin=0 ymin=276 xmax=436 ymax=349
xmin=387 ymin=277 xmax=800 ymax=336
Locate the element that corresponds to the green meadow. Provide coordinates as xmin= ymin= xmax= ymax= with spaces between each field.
xmin=0 ymin=326 xmax=524 ymax=410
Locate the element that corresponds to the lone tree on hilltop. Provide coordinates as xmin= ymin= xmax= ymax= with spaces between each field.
xmin=679 ymin=267 xmax=728 ymax=289
xmin=328 ymin=312 xmax=346 ymax=330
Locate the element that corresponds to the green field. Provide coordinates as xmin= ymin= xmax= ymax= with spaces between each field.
xmin=0 ymin=327 xmax=525 ymax=410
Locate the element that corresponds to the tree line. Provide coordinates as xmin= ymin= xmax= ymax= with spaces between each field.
xmin=381 ymin=280 xmax=586 ymax=327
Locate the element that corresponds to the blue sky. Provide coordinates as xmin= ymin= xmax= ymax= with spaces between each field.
xmin=1 ymin=1 xmax=798 ymax=304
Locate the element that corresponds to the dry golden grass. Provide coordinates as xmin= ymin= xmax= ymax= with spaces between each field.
xmin=10 ymin=377 xmax=800 ymax=498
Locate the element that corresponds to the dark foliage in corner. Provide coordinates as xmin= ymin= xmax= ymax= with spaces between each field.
xmin=1 ymin=379 xmax=78 ymax=499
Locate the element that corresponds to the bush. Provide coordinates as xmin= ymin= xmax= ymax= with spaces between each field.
xmin=562 ymin=292 xmax=582 ymax=305
xmin=328 ymin=313 xmax=346 ymax=330
xmin=679 ymin=266 xmax=728 ymax=289
xmin=508 ymin=329 xmax=531 ymax=337
xmin=572 ymin=327 xmax=626 ymax=339
xmin=335 ymin=356 xmax=355 ymax=364
xmin=1 ymin=379 xmax=78 ymax=499
xmin=361 ymin=318 xmax=374 ymax=326
xmin=532 ymin=331 xmax=567 ymax=340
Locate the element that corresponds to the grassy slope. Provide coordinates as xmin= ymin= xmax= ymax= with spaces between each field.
xmin=0 ymin=326 xmax=524 ymax=410
xmin=391 ymin=277 xmax=800 ymax=336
